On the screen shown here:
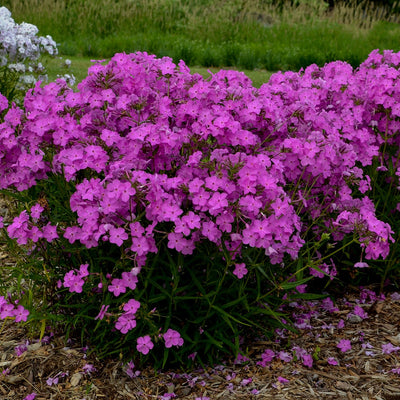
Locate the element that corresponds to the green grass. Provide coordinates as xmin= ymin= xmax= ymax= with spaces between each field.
xmin=5 ymin=0 xmax=400 ymax=72
xmin=44 ymin=55 xmax=274 ymax=88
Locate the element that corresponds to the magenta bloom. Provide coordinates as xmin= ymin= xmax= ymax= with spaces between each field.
xmin=163 ymin=329 xmax=184 ymax=348
xmin=337 ymin=339 xmax=352 ymax=353
xmin=136 ymin=335 xmax=154 ymax=355
xmin=115 ymin=313 xmax=137 ymax=334
xmin=123 ymin=299 xmax=140 ymax=314
xmin=327 ymin=357 xmax=338 ymax=365
xmin=382 ymin=343 xmax=400 ymax=354
xmin=233 ymin=263 xmax=248 ymax=279
xmin=13 ymin=305 xmax=29 ymax=322
xmin=108 ymin=278 xmax=127 ymax=297
xmin=23 ymin=394 xmax=36 ymax=400
xmin=95 ymin=304 xmax=110 ymax=321
xmin=354 ymin=262 xmax=369 ymax=268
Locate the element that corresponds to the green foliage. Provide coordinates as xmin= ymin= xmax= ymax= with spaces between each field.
xmin=5 ymin=0 xmax=400 ymax=72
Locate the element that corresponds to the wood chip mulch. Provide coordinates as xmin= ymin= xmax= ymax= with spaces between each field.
xmin=0 ymin=287 xmax=400 ymax=400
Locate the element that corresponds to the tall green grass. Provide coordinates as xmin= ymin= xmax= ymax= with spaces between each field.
xmin=43 ymin=56 xmax=274 ymax=88
xmin=4 ymin=0 xmax=400 ymax=71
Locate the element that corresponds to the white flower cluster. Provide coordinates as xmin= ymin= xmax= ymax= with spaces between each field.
xmin=0 ymin=6 xmax=75 ymax=102
xmin=0 ymin=6 xmax=58 ymax=63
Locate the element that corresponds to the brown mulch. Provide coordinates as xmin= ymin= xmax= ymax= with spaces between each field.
xmin=1 ymin=197 xmax=400 ymax=399
xmin=0 ymin=288 xmax=400 ymax=400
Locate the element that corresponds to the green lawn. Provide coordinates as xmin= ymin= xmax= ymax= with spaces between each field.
xmin=43 ymin=55 xmax=275 ymax=88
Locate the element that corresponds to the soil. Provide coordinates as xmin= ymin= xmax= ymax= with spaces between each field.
xmin=0 ymin=288 xmax=400 ymax=400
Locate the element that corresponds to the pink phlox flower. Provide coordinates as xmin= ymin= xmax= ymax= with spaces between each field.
xmin=234 ymin=353 xmax=250 ymax=364
xmin=0 ymin=93 xmax=8 ymax=112
xmin=124 ymin=360 xmax=141 ymax=378
xmin=46 ymin=376 xmax=59 ymax=386
xmin=109 ymin=226 xmax=128 ymax=246
xmin=101 ymin=128 xmax=120 ymax=146
xmin=108 ymin=278 xmax=127 ymax=297
xmin=42 ymin=223 xmax=59 ymax=242
xmin=136 ymin=335 xmax=154 ymax=355
xmin=354 ymin=262 xmax=369 ymax=268
xmin=207 ymin=191 xmax=228 ymax=215
xmin=0 ymin=300 xmax=15 ymax=319
xmin=337 ymin=319 xmax=345 ymax=329
xmin=257 ymin=349 xmax=275 ymax=367
xmin=15 ymin=343 xmax=28 ymax=356
xmin=121 ymin=271 xmax=138 ymax=290
xmin=115 ymin=313 xmax=136 ymax=334
xmin=391 ymin=366 xmax=400 ymax=374
xmin=63 ymin=226 xmax=81 ymax=244
xmin=320 ymin=297 xmax=339 ymax=313
xmin=278 ymin=351 xmax=293 ymax=363
xmin=241 ymin=377 xmax=252 ymax=386
xmin=296 ymin=284 xmax=307 ymax=294
xmin=130 ymin=236 xmax=150 ymax=256
xmin=233 ymin=263 xmax=248 ymax=279
xmin=79 ymin=263 xmax=89 ymax=278
xmin=23 ymin=393 xmax=36 ymax=400
xmin=201 ymin=220 xmax=222 ymax=242
xmin=95 ymin=304 xmax=110 ymax=321
xmin=277 ymin=376 xmax=289 ymax=385
xmin=63 ymin=270 xmax=84 ymax=293
xmin=82 ymin=363 xmax=96 ymax=375
xmin=30 ymin=203 xmax=44 ymax=220
xmin=123 ymin=299 xmax=140 ymax=314
xmin=337 ymin=339 xmax=352 ymax=353
xmin=302 ymin=353 xmax=313 ymax=368
xmin=13 ymin=305 xmax=29 ymax=322
xmin=351 ymin=305 xmax=368 ymax=320
xmin=327 ymin=357 xmax=338 ymax=365
xmin=181 ymin=211 xmax=201 ymax=230
xmin=159 ymin=57 xmax=175 ymax=75
xmin=382 ymin=343 xmax=400 ymax=354
xmin=391 ymin=292 xmax=400 ymax=301
xmin=163 ymin=329 xmax=184 ymax=348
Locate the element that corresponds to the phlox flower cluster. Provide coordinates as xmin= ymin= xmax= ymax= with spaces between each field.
xmin=0 ymin=7 xmax=74 ymax=101
xmin=2 ymin=49 xmax=400 ymax=359
xmin=0 ymin=296 xmax=29 ymax=322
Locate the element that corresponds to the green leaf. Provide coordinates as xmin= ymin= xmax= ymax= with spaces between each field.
xmin=280 ymin=275 xmax=313 ymax=290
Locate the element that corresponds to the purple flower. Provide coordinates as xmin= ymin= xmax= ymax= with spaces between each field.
xmin=278 ymin=351 xmax=293 ymax=363
xmin=382 ymin=343 xmax=400 ymax=354
xmin=233 ymin=263 xmax=248 ymax=279
xmin=108 ymin=278 xmax=127 ymax=297
xmin=13 ymin=305 xmax=29 ymax=322
xmin=354 ymin=262 xmax=369 ymax=268
xmin=109 ymin=226 xmax=128 ymax=246
xmin=163 ymin=329 xmax=184 ymax=348
xmin=82 ymin=363 xmax=96 ymax=375
xmin=23 ymin=394 xmax=36 ymax=400
xmin=115 ymin=313 xmax=136 ymax=334
xmin=327 ymin=357 xmax=338 ymax=365
xmin=257 ymin=349 xmax=275 ymax=367
xmin=302 ymin=354 xmax=313 ymax=368
xmin=123 ymin=299 xmax=140 ymax=314
xmin=46 ymin=376 xmax=59 ymax=386
xmin=15 ymin=343 xmax=28 ymax=356
xmin=350 ymin=305 xmax=368 ymax=320
xmin=337 ymin=339 xmax=352 ymax=353
xmin=277 ymin=376 xmax=289 ymax=385
xmin=136 ymin=335 xmax=154 ymax=355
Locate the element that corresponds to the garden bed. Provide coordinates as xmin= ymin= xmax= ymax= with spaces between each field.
xmin=1 ymin=287 xmax=400 ymax=400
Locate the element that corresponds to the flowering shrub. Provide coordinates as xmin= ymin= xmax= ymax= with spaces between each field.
xmin=0 ymin=6 xmax=74 ymax=103
xmin=1 ymin=49 xmax=399 ymax=367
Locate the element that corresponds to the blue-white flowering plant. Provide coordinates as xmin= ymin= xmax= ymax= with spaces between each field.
xmin=0 ymin=6 xmax=74 ymax=103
